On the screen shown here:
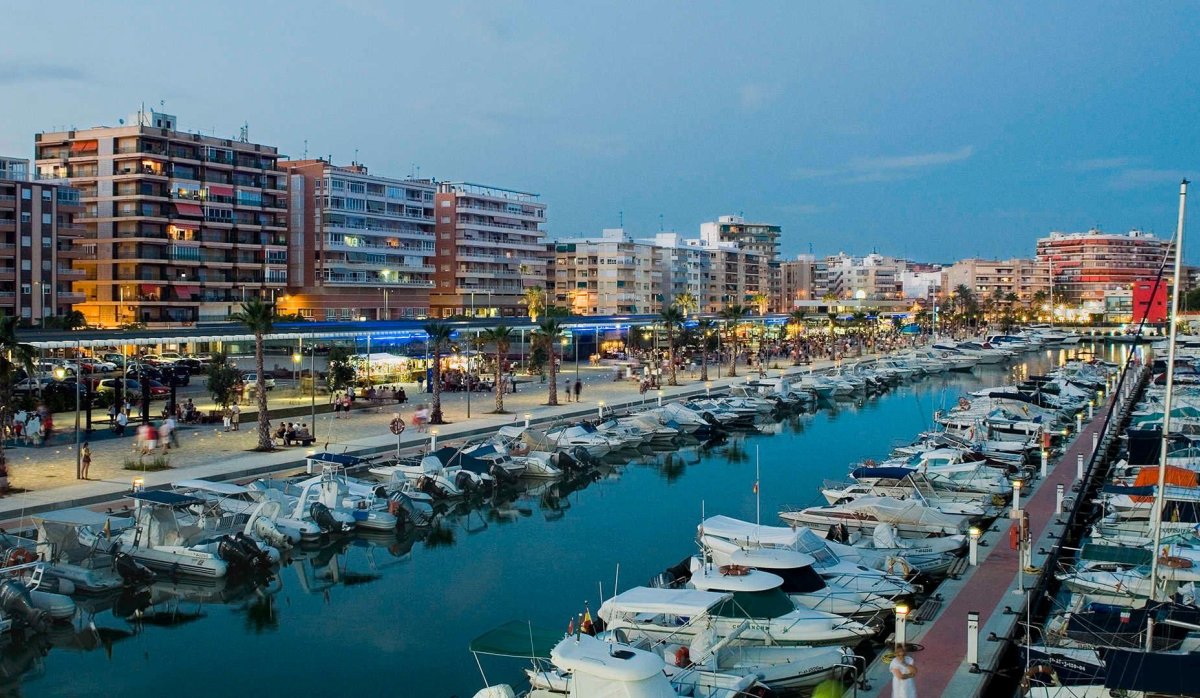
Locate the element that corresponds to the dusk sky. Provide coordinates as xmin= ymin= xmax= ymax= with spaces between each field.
xmin=2 ymin=1 xmax=1196 ymax=261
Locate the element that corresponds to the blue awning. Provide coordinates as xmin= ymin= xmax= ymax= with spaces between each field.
xmin=131 ymin=491 xmax=202 ymax=507
xmin=306 ymin=452 xmax=367 ymax=467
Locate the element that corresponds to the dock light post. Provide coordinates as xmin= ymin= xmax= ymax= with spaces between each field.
xmin=894 ymin=604 xmax=909 ymax=648
xmin=430 ymin=428 xmax=438 ymax=450
xmin=657 ymin=389 xmax=664 ymax=407
xmin=1088 ymin=400 xmax=1094 ymax=420
xmin=967 ymin=611 xmax=980 ymax=670
xmin=1011 ymin=479 xmax=1022 ymax=518
xmin=292 ymin=353 xmax=301 ymax=384
xmin=1076 ymin=453 xmax=1084 ymax=480
xmin=597 ymin=401 xmax=605 ymax=420
xmin=1056 ymin=484 xmax=1065 ymax=515
xmin=1040 ymin=449 xmax=1048 ymax=479
xmin=1091 ymin=432 xmax=1099 ymax=456
xmin=1076 ymin=412 xmax=1083 ymax=434
xmin=969 ymin=526 xmax=981 ymax=566
xmin=705 ymin=381 xmax=712 ymax=396
xmin=524 ymin=413 xmax=531 ymax=429
xmin=131 ymin=476 xmax=145 ymax=493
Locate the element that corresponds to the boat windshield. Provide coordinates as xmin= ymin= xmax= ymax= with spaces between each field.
xmin=711 ymin=589 xmax=795 ymax=619
xmin=772 ymin=565 xmax=827 ymax=593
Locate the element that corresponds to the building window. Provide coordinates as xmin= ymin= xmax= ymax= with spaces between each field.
xmin=21 ymin=189 xmax=31 ymax=200
xmin=42 ymin=213 xmax=52 ymax=225
xmin=20 ymin=212 xmax=30 ymax=224
xmin=20 ymin=260 xmax=31 ymax=271
xmin=41 ymin=189 xmax=51 ymax=202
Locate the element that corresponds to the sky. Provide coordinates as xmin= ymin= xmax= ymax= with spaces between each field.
xmin=1 ymin=1 xmax=1197 ymax=262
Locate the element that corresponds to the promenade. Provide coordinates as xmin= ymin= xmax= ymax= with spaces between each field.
xmin=0 ymin=351 xmax=898 ymax=522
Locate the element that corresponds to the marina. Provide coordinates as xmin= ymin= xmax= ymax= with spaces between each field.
xmin=0 ymin=337 xmax=1117 ymax=697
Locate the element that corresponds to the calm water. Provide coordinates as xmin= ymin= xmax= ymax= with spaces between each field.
xmin=17 ymin=348 xmax=1110 ymax=698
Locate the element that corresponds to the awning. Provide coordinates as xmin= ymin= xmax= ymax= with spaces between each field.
xmin=175 ymin=286 xmax=199 ymax=299
xmin=70 ymin=140 xmax=97 ymax=153
xmin=469 ymin=620 xmax=562 ymax=659
xmin=130 ymin=491 xmax=203 ymax=507
xmin=140 ymin=284 xmax=158 ymax=295
xmin=174 ymin=202 xmax=203 ymax=216
xmin=208 ymin=185 xmax=234 ymax=197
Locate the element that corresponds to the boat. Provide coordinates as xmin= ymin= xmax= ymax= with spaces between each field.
xmin=779 ymin=495 xmax=973 ymax=538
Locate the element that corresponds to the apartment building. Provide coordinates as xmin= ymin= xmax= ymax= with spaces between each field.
xmin=699 ymin=214 xmax=781 ymax=260
xmin=432 ymin=182 xmax=548 ymax=318
xmin=278 ymin=159 xmax=434 ymax=321
xmin=550 ymin=229 xmax=663 ymax=315
xmin=1036 ymin=229 xmax=1173 ymax=305
xmin=779 ymin=255 xmax=821 ymax=309
xmin=823 ymin=253 xmax=905 ymax=300
xmin=942 ymin=257 xmax=1050 ymax=305
xmin=652 ymin=232 xmax=712 ymax=311
xmin=34 ymin=110 xmax=288 ymax=327
xmin=0 ymin=157 xmax=86 ymax=322
xmin=691 ymin=240 xmax=766 ymax=312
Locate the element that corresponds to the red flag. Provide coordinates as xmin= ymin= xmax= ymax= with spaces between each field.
xmin=752 ymin=480 xmax=759 ymax=495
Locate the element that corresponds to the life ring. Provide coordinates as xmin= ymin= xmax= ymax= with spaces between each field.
xmin=674 ymin=646 xmax=692 ymax=667
xmin=1159 ymin=555 xmax=1194 ymax=569
xmin=885 ymin=556 xmax=913 ymax=577
xmin=389 ymin=416 xmax=406 ymax=435
xmin=719 ymin=564 xmax=750 ymax=577
xmin=958 ymin=397 xmax=971 ymax=410
xmin=1020 ymin=663 xmax=1061 ymax=691
xmin=4 ymin=547 xmax=35 ymax=566
xmin=864 ymin=458 xmax=877 ymax=467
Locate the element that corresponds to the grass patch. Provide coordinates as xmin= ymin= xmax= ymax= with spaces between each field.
xmin=122 ymin=455 xmax=172 ymax=472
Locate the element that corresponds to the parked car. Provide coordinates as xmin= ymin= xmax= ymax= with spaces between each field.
xmin=77 ymin=358 xmax=117 ymax=373
xmin=174 ymin=358 xmax=205 ymax=375
xmin=157 ymin=352 xmax=184 ymax=363
xmin=100 ymin=353 xmax=126 ymax=368
xmin=95 ymin=378 xmax=169 ymax=399
xmin=242 ymin=372 xmax=276 ymax=391
xmin=13 ymin=377 xmax=49 ymax=394
xmin=126 ymin=363 xmax=189 ymax=386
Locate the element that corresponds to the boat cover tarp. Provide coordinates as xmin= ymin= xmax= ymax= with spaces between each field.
xmin=850 ymin=467 xmax=916 ymax=481
xmin=307 ymin=452 xmax=367 ymax=467
xmin=32 ymin=508 xmax=126 ymax=526
xmin=1129 ymin=466 xmax=1198 ymax=503
xmin=468 ymin=620 xmax=564 ymax=659
xmin=1079 ymin=543 xmax=1152 ymax=566
xmin=130 ymin=491 xmax=202 ymax=507
xmin=701 ymin=516 xmax=800 ymax=547
xmin=1103 ymin=647 xmax=1200 ymax=695
xmin=602 ymin=587 xmax=728 ymax=616
xmin=430 ymin=447 xmax=492 ymax=476
xmin=173 ymin=479 xmax=250 ymax=496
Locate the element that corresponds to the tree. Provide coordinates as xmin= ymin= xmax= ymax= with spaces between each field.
xmin=750 ymin=292 xmax=770 ymax=316
xmin=695 ymin=319 xmax=717 ymax=382
xmin=788 ymin=310 xmax=807 ymax=365
xmin=719 ymin=304 xmax=750 ymax=377
xmin=230 ymin=298 xmax=276 ymax=451
xmin=521 ymin=287 xmax=546 ymax=323
xmin=481 ymin=325 xmax=514 ymax=413
xmin=41 ymin=310 xmax=87 ymax=331
xmin=659 ymin=306 xmax=685 ymax=386
xmin=533 ymin=313 xmax=566 ymax=406
xmin=205 ymin=352 xmax=242 ymax=409
xmin=674 ymin=292 xmax=698 ymax=318
xmin=423 ymin=322 xmax=453 ymax=424
xmin=325 ymin=346 xmax=356 ymax=393
xmin=0 ymin=317 xmax=35 ymax=478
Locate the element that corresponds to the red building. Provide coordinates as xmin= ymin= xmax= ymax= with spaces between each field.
xmin=1132 ymin=281 xmax=1168 ymax=324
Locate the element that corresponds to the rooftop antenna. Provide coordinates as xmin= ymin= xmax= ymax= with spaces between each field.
xmin=239 ymin=122 xmax=249 ymax=142
xmin=659 ymin=213 xmax=664 ymax=232
xmin=303 ymin=139 xmax=308 ymax=159
xmin=353 ymin=148 xmax=359 ymax=164
xmin=619 ymin=210 xmax=624 ymax=228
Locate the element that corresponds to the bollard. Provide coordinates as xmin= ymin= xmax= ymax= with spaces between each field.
xmin=1077 ymin=453 xmax=1084 ymax=480
xmin=1089 ymin=401 xmax=1094 ymax=419
xmin=1076 ymin=412 xmax=1083 ymax=434
xmin=524 ymin=413 xmax=531 ymax=429
xmin=705 ymin=382 xmax=712 ymax=396
xmin=597 ymin=402 xmax=605 ymax=420
xmin=1056 ymin=483 xmax=1065 ymax=515
xmin=969 ymin=527 xmax=981 ymax=565
xmin=430 ymin=429 xmax=438 ymax=450
xmin=967 ymin=611 xmax=980 ymax=668
xmin=1092 ymin=432 xmax=1099 ymax=455
xmin=657 ymin=390 xmax=664 ymax=407
xmin=895 ymin=604 xmax=909 ymax=647
xmin=1040 ymin=449 xmax=1048 ymax=478
xmin=1012 ymin=480 xmax=1022 ymax=518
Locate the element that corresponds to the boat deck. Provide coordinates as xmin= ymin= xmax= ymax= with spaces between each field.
xmin=861 ymin=395 xmax=1118 ymax=697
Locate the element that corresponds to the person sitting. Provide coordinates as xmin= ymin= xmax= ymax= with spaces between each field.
xmin=294 ymin=424 xmax=314 ymax=446
xmin=397 ymin=387 xmax=407 ymax=404
xmin=273 ymin=423 xmax=287 ymax=446
xmin=284 ymin=423 xmax=297 ymax=446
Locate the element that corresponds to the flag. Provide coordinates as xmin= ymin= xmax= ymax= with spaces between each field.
xmin=752 ymin=480 xmax=759 ymax=495
xmin=103 ymin=518 xmax=111 ymax=539
xmin=567 ymin=618 xmax=574 ymax=635
xmin=582 ymin=609 xmax=595 ymax=636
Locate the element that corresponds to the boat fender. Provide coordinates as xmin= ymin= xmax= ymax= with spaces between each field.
xmin=718 ymin=564 xmax=749 ymax=577
xmin=1020 ymin=663 xmax=1060 ymax=691
xmin=674 ymin=645 xmax=692 ymax=668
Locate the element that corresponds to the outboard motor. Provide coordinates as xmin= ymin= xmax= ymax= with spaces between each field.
xmin=111 ymin=546 xmax=155 ymax=585
xmin=309 ymin=501 xmax=353 ymax=535
xmin=217 ymin=535 xmax=254 ymax=571
xmin=701 ymin=412 xmax=724 ymax=432
xmin=572 ymin=446 xmax=599 ymax=468
xmin=388 ymin=492 xmax=434 ymax=527
xmin=233 ymin=532 xmax=275 ymax=569
xmin=489 ymin=464 xmax=517 ymax=486
xmin=252 ymin=517 xmax=291 ymax=551
xmin=0 ymin=580 xmax=48 ymax=633
xmin=454 ymin=470 xmax=478 ymax=494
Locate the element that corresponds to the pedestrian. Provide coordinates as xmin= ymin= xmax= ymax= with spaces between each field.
xmin=80 ymin=442 xmax=92 ymax=479
xmin=115 ymin=410 xmax=129 ymax=436
xmin=573 ymin=379 xmax=582 ymax=402
xmin=107 ymin=403 xmax=118 ymax=425
xmin=143 ymin=422 xmax=159 ymax=456
xmin=890 ymin=644 xmax=917 ymax=698
xmin=222 ymin=406 xmax=232 ymax=432
xmin=230 ymin=403 xmax=241 ymax=431
xmin=161 ymin=415 xmax=177 ymax=450
xmin=564 ymin=381 xmax=572 ymax=402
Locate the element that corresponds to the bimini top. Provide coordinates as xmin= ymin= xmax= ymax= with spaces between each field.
xmin=850 ymin=466 xmax=916 ymax=481
xmin=551 ymin=634 xmax=664 ymax=682
xmin=700 ymin=515 xmax=801 ymax=547
xmin=600 ymin=587 xmax=729 ymax=616
xmin=306 ymin=452 xmax=366 ymax=467
xmin=131 ymin=490 xmax=202 ymax=507
xmin=468 ymin=620 xmax=563 ymax=659
xmin=33 ymin=507 xmax=129 ymax=527
xmin=690 ymin=566 xmax=784 ymax=593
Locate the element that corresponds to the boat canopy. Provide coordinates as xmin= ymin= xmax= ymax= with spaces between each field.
xmin=468 ymin=620 xmax=563 ymax=659
xmin=690 ymin=567 xmax=785 ymax=593
xmin=851 ymin=466 xmax=916 ymax=480
xmin=552 ymin=634 xmax=665 ymax=683
xmin=173 ymin=479 xmax=250 ymax=496
xmin=726 ymin=547 xmax=817 ymax=570
xmin=710 ymin=589 xmax=797 ymax=619
xmin=307 ymin=452 xmax=367 ymax=467
xmin=32 ymin=508 xmax=128 ymax=527
xmin=131 ymin=491 xmax=202 ymax=507
xmin=429 ymin=447 xmax=492 ymax=475
xmin=601 ymin=587 xmax=728 ymax=616
xmin=700 ymin=515 xmax=802 ymax=547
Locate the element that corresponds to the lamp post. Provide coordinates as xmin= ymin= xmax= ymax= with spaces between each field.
xmin=968 ymin=526 xmax=981 ymax=565
xmin=292 ymin=352 xmax=301 ymax=384
xmin=1012 ymin=479 xmax=1022 ymax=518
xmin=308 ymin=337 xmax=317 ymax=439
xmin=894 ymin=603 xmax=910 ymax=648
xmin=383 ymin=287 xmax=390 ymax=322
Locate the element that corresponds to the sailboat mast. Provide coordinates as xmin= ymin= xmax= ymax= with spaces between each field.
xmin=1149 ymin=179 xmax=1189 ymax=603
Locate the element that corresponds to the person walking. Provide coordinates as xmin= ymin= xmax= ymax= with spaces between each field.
xmin=222 ymin=406 xmax=233 ymax=432
xmin=230 ymin=403 xmax=241 ymax=431
xmin=573 ymin=379 xmax=582 ymax=403
xmin=161 ymin=415 xmax=177 ymax=450
xmin=890 ymin=644 xmax=918 ymax=698
xmin=80 ymin=442 xmax=92 ymax=480
xmin=115 ymin=410 xmax=129 ymax=436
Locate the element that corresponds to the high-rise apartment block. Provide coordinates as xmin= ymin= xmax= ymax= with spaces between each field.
xmin=433 ymin=183 xmax=548 ymax=318
xmin=34 ymin=110 xmax=288 ymax=327
xmin=550 ymin=229 xmax=663 ymax=315
xmin=278 ymin=159 xmax=434 ymax=321
xmin=942 ymin=257 xmax=1050 ymax=304
xmin=699 ymin=215 xmax=781 ymax=259
xmin=0 ymin=157 xmax=86 ymax=323
xmin=1036 ymin=229 xmax=1173 ymax=305
xmin=822 ymin=253 xmax=905 ymax=300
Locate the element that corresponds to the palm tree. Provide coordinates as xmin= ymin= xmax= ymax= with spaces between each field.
xmin=0 ymin=317 xmax=35 ymax=475
xmin=522 ymin=287 xmax=546 ymax=323
xmin=659 ymin=306 xmax=685 ymax=386
xmin=423 ymin=321 xmax=453 ymax=424
xmin=533 ymin=314 xmax=566 ymax=406
xmin=695 ymin=319 xmax=717 ymax=382
xmin=788 ymin=310 xmax=807 ymax=365
xmin=230 ymin=298 xmax=276 ymax=451
xmin=674 ymin=292 xmax=698 ymax=318
xmin=750 ymin=292 xmax=770 ymax=316
xmin=719 ymin=304 xmax=749 ymax=377
xmin=480 ymin=324 xmax=514 ymax=413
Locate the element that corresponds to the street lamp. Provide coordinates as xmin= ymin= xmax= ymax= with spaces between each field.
xmin=292 ymin=352 xmax=301 ymax=383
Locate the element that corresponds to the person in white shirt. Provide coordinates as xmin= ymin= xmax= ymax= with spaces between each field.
xmin=890 ymin=644 xmax=918 ymax=698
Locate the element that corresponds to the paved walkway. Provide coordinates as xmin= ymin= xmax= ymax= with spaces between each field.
xmin=0 ymin=349 xmax=916 ymax=521
xmin=867 ymin=390 xmax=1115 ymax=698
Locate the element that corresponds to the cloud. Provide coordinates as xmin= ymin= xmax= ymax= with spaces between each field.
xmin=792 ymin=146 xmax=975 ymax=183
xmin=1066 ymin=157 xmax=1131 ymax=172
xmin=738 ymin=83 xmax=781 ymax=112
xmin=0 ymin=61 xmax=86 ymax=85
xmin=1108 ymin=168 xmax=1192 ymax=190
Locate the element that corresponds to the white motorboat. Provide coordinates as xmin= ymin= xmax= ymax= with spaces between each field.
xmin=31 ymin=509 xmax=135 ymax=593
xmin=370 ymin=447 xmax=495 ymax=500
xmin=173 ymin=478 xmax=316 ymax=544
xmin=820 ymin=466 xmax=995 ymax=517
xmin=544 ymin=423 xmax=621 ymax=456
xmin=780 ymin=495 xmax=973 ymax=538
xmin=85 ymin=491 xmax=231 ymax=579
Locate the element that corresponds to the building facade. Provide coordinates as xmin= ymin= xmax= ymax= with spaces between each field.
xmin=432 ymin=182 xmax=548 ymax=318
xmin=550 ymin=229 xmax=662 ymax=315
xmin=0 ymin=157 xmax=86 ymax=322
xmin=1036 ymin=229 xmax=1173 ymax=305
xmin=34 ymin=110 xmax=288 ymax=327
xmin=823 ymin=253 xmax=905 ymax=300
xmin=277 ymin=159 xmax=434 ymax=321
xmin=699 ymin=215 xmax=781 ymax=259
xmin=942 ymin=257 xmax=1050 ymax=305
